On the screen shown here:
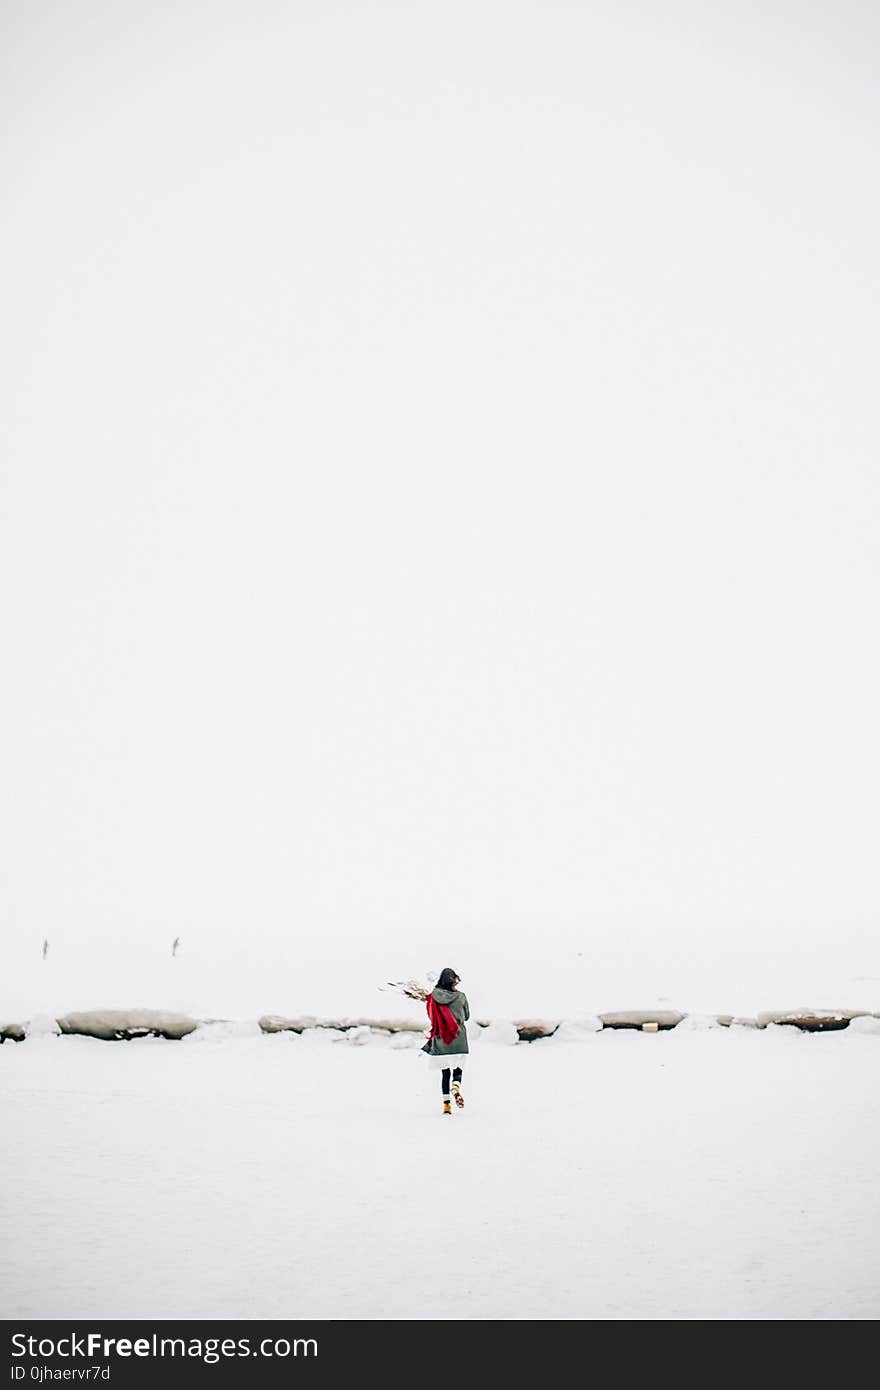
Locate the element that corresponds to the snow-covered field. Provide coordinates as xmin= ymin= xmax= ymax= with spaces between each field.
xmin=3 ymin=1020 xmax=878 ymax=1321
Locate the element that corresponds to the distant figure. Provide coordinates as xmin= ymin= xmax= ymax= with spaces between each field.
xmin=422 ymin=967 xmax=470 ymax=1115
xmin=172 ymin=937 xmax=180 ymax=958
xmin=41 ymin=938 xmax=49 ymax=961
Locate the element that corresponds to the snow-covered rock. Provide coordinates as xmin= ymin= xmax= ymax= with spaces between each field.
xmin=755 ymin=1008 xmax=865 ymax=1032
xmin=259 ymin=1014 xmax=319 ymax=1033
xmin=513 ymin=1018 xmax=560 ymax=1042
xmin=258 ymin=1014 xmax=422 ymax=1034
xmin=599 ymin=1009 xmax=685 ymax=1030
xmin=56 ymin=1010 xmax=198 ymax=1041
xmin=0 ymin=1022 xmax=26 ymax=1043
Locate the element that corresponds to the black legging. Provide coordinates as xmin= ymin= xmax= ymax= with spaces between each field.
xmin=441 ymin=1067 xmax=462 ymax=1096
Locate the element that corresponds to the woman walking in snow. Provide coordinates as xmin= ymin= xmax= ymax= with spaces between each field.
xmin=422 ymin=967 xmax=470 ymax=1114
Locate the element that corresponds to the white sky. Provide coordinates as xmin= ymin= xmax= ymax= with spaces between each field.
xmin=2 ymin=2 xmax=879 ymax=1004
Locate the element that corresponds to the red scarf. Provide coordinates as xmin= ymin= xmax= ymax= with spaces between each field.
xmin=426 ymin=994 xmax=459 ymax=1045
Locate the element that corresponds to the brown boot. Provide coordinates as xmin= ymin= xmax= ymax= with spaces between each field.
xmin=442 ymin=1097 xmax=452 ymax=1115
xmin=451 ymin=1080 xmax=464 ymax=1109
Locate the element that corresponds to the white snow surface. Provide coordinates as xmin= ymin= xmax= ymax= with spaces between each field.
xmin=2 ymin=1025 xmax=878 ymax=1320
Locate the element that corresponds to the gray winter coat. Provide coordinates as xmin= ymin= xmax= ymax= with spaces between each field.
xmin=422 ymin=986 xmax=470 ymax=1058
